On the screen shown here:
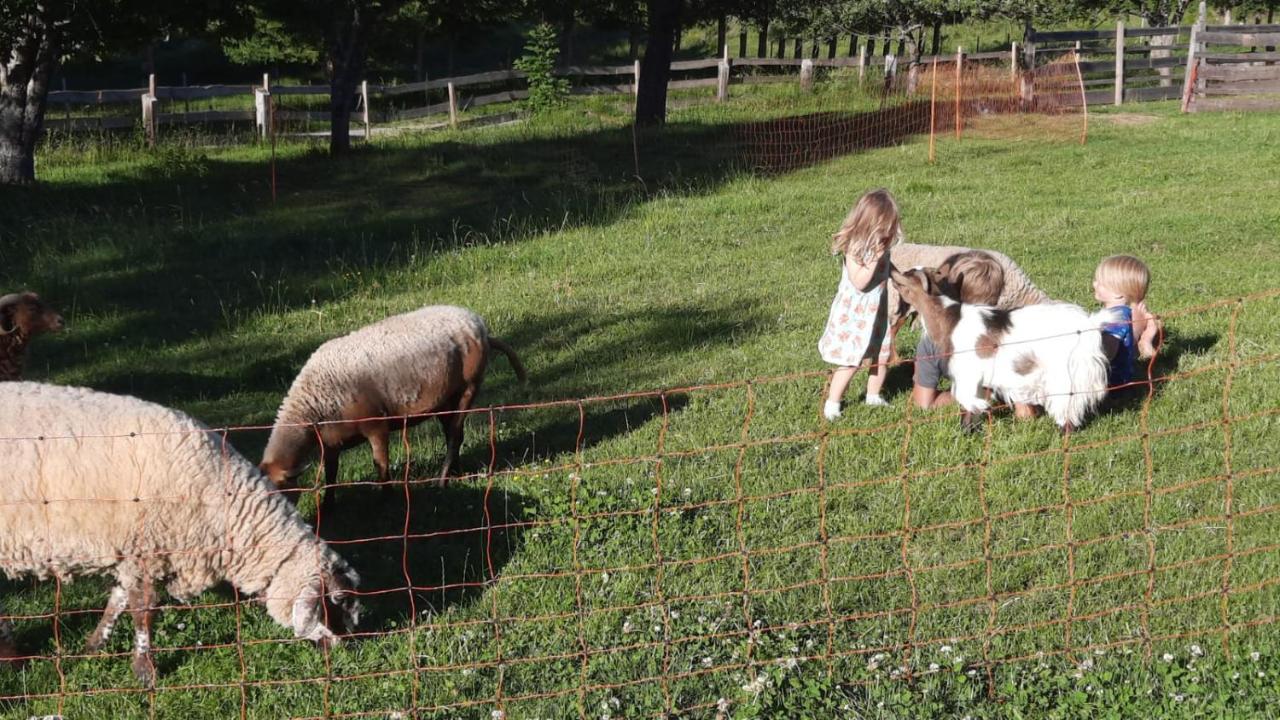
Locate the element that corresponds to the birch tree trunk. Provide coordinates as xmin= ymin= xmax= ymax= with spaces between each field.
xmin=0 ymin=9 xmax=57 ymax=185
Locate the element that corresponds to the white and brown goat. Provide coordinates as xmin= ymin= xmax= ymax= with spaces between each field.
xmin=889 ymin=266 xmax=1115 ymax=433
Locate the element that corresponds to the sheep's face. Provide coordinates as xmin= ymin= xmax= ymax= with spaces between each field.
xmin=0 ymin=293 xmax=65 ymax=337
xmin=289 ymin=564 xmax=362 ymax=649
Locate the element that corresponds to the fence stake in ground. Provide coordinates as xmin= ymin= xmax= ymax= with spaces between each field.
xmin=1073 ymin=50 xmax=1088 ymax=144
xmin=929 ymin=58 xmax=938 ymax=163
xmin=361 ymin=80 xmax=371 ymax=141
xmin=1181 ymin=25 xmax=1201 ymax=112
xmin=858 ymin=44 xmax=867 ymax=83
xmin=1011 ymin=41 xmax=1019 ymax=79
xmin=255 ymin=73 xmax=271 ymax=140
xmin=800 ymin=58 xmax=815 ymax=91
xmin=1115 ymin=21 xmax=1126 ymax=105
xmin=447 ymin=81 xmax=458 ymax=128
xmin=141 ymin=73 xmax=157 ymax=148
xmin=717 ymin=44 xmax=730 ymax=101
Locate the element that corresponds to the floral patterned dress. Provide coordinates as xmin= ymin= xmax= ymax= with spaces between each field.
xmin=817 ymin=253 xmax=891 ymax=367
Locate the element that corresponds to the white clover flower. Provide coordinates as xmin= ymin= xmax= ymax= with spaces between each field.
xmin=1162 ymin=653 xmax=1174 ymax=663
xmin=940 ymin=645 xmax=953 ymax=654
xmin=492 ymin=711 xmax=506 ymax=720
xmin=1260 ymin=671 xmax=1267 ymax=678
xmin=1079 ymin=658 xmax=1094 ymax=672
xmin=928 ymin=663 xmax=940 ymax=672
xmin=682 ymin=487 xmax=692 ymax=498
xmin=1190 ymin=644 xmax=1204 ymax=657
xmin=1171 ymin=693 xmax=1185 ymax=703
xmin=622 ymin=620 xmax=635 ymax=634
xmin=652 ymin=624 xmax=662 ymax=634
xmin=1232 ymin=672 xmax=1241 ymax=680
xmin=1094 ymin=648 xmax=1107 ymax=655
xmin=790 ymin=646 xmax=799 ymax=653
xmin=1252 ymin=651 xmax=1262 ymax=662
xmin=608 ymin=697 xmax=621 ymax=709
xmin=716 ymin=698 xmax=730 ymax=713
xmin=601 ymin=572 xmax=610 ymax=584
xmin=784 ymin=658 xmax=799 ymax=670
xmin=967 ymin=669 xmax=978 ymax=678
xmin=741 ymin=675 xmax=768 ymax=695
xmin=702 ymin=657 xmax=713 ymax=667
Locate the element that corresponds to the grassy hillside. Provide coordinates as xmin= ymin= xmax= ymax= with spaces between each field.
xmin=2 ymin=84 xmax=1279 ymax=719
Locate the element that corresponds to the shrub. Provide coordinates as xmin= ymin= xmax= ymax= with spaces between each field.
xmin=514 ymin=23 xmax=570 ymax=114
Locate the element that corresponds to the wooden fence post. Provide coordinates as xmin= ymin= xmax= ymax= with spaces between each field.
xmin=1011 ymin=41 xmax=1018 ymax=79
xmin=929 ymin=58 xmax=938 ymax=163
xmin=858 ymin=44 xmax=867 ymax=83
xmin=717 ymin=44 xmax=731 ymax=101
xmin=1181 ymin=24 xmax=1200 ymax=112
xmin=447 ymin=81 xmax=458 ymax=128
xmin=141 ymin=73 xmax=157 ymax=147
xmin=1115 ymin=21 xmax=1126 ymax=105
xmin=255 ymin=73 xmax=271 ymax=139
xmin=800 ymin=58 xmax=814 ymax=91
xmin=633 ymin=59 xmax=641 ymax=96
xmin=361 ymin=80 xmax=371 ymax=140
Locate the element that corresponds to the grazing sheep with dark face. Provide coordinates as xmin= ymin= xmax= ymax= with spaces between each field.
xmin=0 ymin=292 xmax=65 ymax=380
xmin=259 ymin=305 xmax=526 ymax=515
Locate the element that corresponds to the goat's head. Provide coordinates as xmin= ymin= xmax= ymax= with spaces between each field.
xmin=0 ymin=292 xmax=65 ymax=338
xmin=889 ymin=266 xmax=942 ymax=311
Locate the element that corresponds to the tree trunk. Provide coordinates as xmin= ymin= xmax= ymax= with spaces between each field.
xmin=739 ymin=30 xmax=748 ymax=58
xmin=414 ymin=29 xmax=426 ymax=81
xmin=630 ymin=24 xmax=641 ymax=61
xmin=866 ymin=36 xmax=875 ymax=58
xmin=757 ymin=20 xmax=768 ymax=58
xmin=793 ymin=37 xmax=802 ymax=58
xmin=635 ymin=0 xmax=683 ymax=126
xmin=0 ymin=12 xmax=58 ymax=185
xmin=931 ymin=21 xmax=942 ymax=55
xmin=716 ymin=15 xmax=726 ymax=54
xmin=327 ymin=7 xmax=369 ymax=155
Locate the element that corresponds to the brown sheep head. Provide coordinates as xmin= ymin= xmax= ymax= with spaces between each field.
xmin=0 ymin=292 xmax=65 ymax=338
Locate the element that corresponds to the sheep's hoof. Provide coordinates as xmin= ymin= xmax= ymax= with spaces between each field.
xmin=84 ymin=634 xmax=105 ymax=654
xmin=960 ymin=412 xmax=984 ymax=434
xmin=132 ymin=653 xmax=156 ymax=688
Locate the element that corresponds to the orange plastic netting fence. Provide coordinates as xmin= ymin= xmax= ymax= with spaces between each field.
xmin=1 ymin=287 xmax=1278 ymax=719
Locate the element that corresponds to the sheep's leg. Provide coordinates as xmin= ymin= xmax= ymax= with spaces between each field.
xmin=438 ymin=383 xmax=479 ymax=488
xmin=365 ymin=424 xmax=397 ymax=502
xmin=85 ymin=584 xmax=129 ymax=653
xmin=127 ymin=577 xmax=156 ymax=688
xmin=319 ymin=447 xmax=340 ymax=519
xmin=0 ymin=601 xmax=20 ymax=664
xmin=953 ymin=377 xmax=990 ymax=434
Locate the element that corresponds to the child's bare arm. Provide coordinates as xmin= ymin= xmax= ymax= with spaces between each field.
xmin=845 ymin=248 xmax=887 ymax=292
xmin=1134 ymin=301 xmax=1161 ymax=358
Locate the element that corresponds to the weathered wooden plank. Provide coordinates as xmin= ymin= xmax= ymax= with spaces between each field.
xmin=810 ymin=57 xmax=860 ymax=67
xmin=269 ymin=85 xmax=331 ymax=96
xmin=668 ymin=78 xmax=719 ymax=90
xmin=1077 ymin=60 xmax=1115 ymax=73
xmin=470 ymin=89 xmax=530 ymax=107
xmin=1203 ymin=79 xmax=1280 ymax=95
xmin=1031 ymin=29 xmax=1116 ymax=42
xmin=732 ymin=57 xmax=805 ymax=67
xmin=1126 ymin=85 xmax=1184 ymax=101
xmin=270 ymin=110 xmax=330 ymax=122
xmin=1203 ymin=23 xmax=1280 ymax=32
xmin=1199 ymin=30 xmax=1280 ymax=46
xmin=156 ymin=109 xmax=255 ymax=124
xmin=1125 ymin=25 xmax=1185 ymax=38
xmin=159 ymin=84 xmax=255 ymax=99
xmin=46 ymin=91 xmax=103 ymax=104
xmin=557 ymin=64 xmax=636 ymax=76
xmin=381 ymin=79 xmax=430 ymax=95
xmin=44 ymin=116 xmax=135 ymax=130
xmin=569 ymin=84 xmax=634 ymax=95
xmin=1201 ymin=51 xmax=1280 ymax=62
xmin=1200 ymin=63 xmax=1280 ymax=82
xmin=1192 ymin=96 xmax=1280 ymax=111
xmin=418 ymin=69 xmax=523 ymax=90
xmin=389 ymin=101 xmax=452 ymax=120
xmin=1123 ymin=56 xmax=1191 ymax=71
xmin=670 ymin=58 xmax=720 ymax=71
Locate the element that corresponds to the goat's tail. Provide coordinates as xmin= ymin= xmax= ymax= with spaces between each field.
xmin=488 ymin=337 xmax=528 ymax=383
xmin=1042 ymin=309 xmax=1115 ymax=429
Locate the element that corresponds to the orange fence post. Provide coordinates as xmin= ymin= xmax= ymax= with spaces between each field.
xmin=929 ymin=58 xmax=938 ymax=163
xmin=955 ymin=46 xmax=964 ymax=139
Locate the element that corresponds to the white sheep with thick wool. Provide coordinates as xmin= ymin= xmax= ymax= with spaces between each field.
xmin=0 ymin=382 xmax=360 ymax=685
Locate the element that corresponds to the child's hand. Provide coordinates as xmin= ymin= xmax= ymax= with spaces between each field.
xmin=1134 ymin=300 xmax=1161 ymax=359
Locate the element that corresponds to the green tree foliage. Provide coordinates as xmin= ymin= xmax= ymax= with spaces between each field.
xmin=514 ymin=22 xmax=571 ymax=113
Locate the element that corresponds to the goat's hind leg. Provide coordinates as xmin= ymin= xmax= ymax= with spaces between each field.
xmin=952 ymin=377 xmax=991 ymax=434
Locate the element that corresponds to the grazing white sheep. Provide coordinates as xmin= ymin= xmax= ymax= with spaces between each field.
xmin=260 ymin=305 xmax=526 ymax=515
xmin=889 ymin=267 xmax=1115 ymax=433
xmin=0 ymin=382 xmax=360 ymax=686
xmin=886 ymin=243 xmax=1048 ymax=351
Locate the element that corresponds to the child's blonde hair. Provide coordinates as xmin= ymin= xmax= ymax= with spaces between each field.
xmin=1095 ymin=255 xmax=1150 ymax=304
xmin=940 ymin=251 xmax=1005 ymax=305
xmin=831 ymin=188 xmax=904 ymax=263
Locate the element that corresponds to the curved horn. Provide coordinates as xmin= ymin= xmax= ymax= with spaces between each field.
xmin=0 ymin=293 xmax=26 ymax=335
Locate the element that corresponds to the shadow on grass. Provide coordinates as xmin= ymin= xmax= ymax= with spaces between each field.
xmin=2 ymin=101 xmax=931 ymax=405
xmin=1102 ymin=331 xmax=1222 ymax=414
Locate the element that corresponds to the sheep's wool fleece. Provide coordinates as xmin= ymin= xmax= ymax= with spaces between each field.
xmin=0 ymin=382 xmax=333 ymax=608
xmin=890 ymin=243 xmax=1048 ymax=313
xmin=277 ymin=305 xmax=490 ymax=424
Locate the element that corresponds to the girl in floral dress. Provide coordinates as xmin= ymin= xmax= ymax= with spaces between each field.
xmin=818 ymin=189 xmax=903 ymax=420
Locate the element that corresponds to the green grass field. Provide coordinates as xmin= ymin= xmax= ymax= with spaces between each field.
xmin=2 ymin=83 xmax=1280 ymax=719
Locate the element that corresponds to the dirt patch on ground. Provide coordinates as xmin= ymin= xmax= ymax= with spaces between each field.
xmin=962 ymin=113 xmax=1086 ymax=141
xmin=1103 ymin=112 xmax=1160 ymax=126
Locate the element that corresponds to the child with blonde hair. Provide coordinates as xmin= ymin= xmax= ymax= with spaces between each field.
xmin=818 ymin=188 xmax=903 ymax=420
xmin=1093 ymin=254 xmax=1161 ymax=388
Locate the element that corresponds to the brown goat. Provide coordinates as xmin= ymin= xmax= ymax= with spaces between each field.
xmin=0 ymin=292 xmax=65 ymax=381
